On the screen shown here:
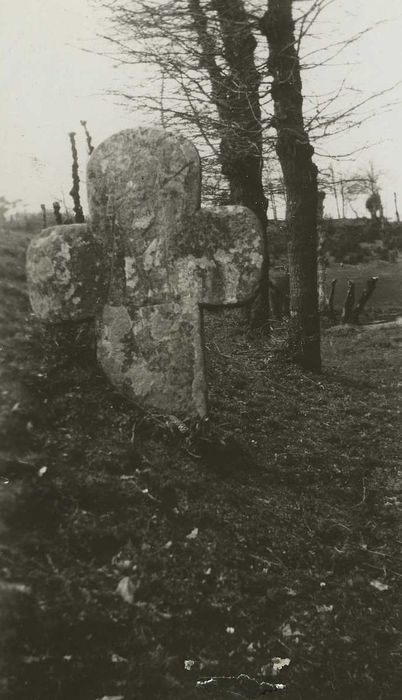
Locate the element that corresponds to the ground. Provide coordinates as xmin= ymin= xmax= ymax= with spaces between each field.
xmin=0 ymin=228 xmax=401 ymax=700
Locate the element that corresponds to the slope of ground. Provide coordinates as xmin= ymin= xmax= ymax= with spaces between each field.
xmin=0 ymin=228 xmax=401 ymax=700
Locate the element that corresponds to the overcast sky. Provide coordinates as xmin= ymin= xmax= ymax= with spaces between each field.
xmin=1 ymin=0 xmax=402 ymax=218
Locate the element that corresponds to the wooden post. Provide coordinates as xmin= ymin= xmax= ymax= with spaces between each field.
xmin=327 ymin=278 xmax=337 ymax=322
xmin=352 ymin=277 xmax=378 ymax=324
xmin=394 ymin=192 xmax=400 ymax=223
xmin=68 ymin=132 xmax=85 ymax=223
xmin=341 ymin=280 xmax=355 ymax=324
xmin=40 ymin=204 xmax=47 ymax=228
xmin=80 ymin=120 xmax=94 ymax=155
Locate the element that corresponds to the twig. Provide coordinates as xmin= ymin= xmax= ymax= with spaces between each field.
xmin=352 ymin=478 xmax=366 ymax=507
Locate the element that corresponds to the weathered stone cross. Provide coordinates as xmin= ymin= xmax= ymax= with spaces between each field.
xmin=27 ymin=128 xmax=263 ymax=416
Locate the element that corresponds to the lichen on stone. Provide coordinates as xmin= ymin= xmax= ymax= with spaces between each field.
xmin=28 ymin=128 xmax=264 ymax=417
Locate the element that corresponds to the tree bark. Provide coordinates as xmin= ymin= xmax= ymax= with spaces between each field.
xmin=68 ymin=132 xmax=85 ymax=224
xmin=317 ymin=191 xmax=327 ymax=313
xmin=188 ymin=0 xmax=270 ymax=325
xmin=80 ymin=120 xmax=94 ymax=155
xmin=260 ymin=0 xmax=321 ymax=371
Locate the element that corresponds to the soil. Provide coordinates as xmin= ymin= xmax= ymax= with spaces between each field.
xmin=0 ymin=228 xmax=401 ymax=700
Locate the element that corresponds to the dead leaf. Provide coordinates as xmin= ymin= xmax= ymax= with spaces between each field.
xmin=116 ymin=576 xmax=136 ymax=604
xmin=272 ymin=657 xmax=291 ymax=674
xmin=167 ymin=415 xmax=188 ymax=434
xmin=186 ymin=527 xmax=199 ymax=540
xmin=285 ymin=587 xmax=297 ymax=596
xmin=0 ymin=581 xmax=31 ymax=595
xmin=316 ymin=604 xmax=334 ymax=613
xmin=281 ymin=623 xmax=292 ymax=638
xmin=111 ymin=653 xmax=128 ymax=664
xmin=370 ymin=580 xmax=389 ymax=591
xmin=281 ymin=623 xmax=303 ymax=639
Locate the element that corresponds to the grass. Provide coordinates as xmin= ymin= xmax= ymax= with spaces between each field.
xmin=0 ymin=227 xmax=401 ymax=700
xmin=325 ymin=258 xmax=402 ymax=321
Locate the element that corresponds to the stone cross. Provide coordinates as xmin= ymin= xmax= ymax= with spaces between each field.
xmin=27 ymin=128 xmax=263 ymax=416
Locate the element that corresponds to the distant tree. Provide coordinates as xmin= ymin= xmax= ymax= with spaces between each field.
xmin=364 ymin=161 xmax=383 ymax=196
xmin=53 ymin=201 xmax=63 ymax=225
xmin=394 ymin=192 xmax=400 ymax=223
xmin=363 ymin=162 xmax=383 ymax=222
xmin=0 ymin=196 xmax=11 ymax=227
xmin=366 ymin=191 xmax=383 ymax=221
xmin=321 ymin=161 xmax=385 ymax=220
xmin=40 ymin=204 xmax=47 ymax=228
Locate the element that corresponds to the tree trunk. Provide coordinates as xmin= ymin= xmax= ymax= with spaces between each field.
xmin=189 ymin=0 xmax=270 ymax=326
xmin=68 ymin=132 xmax=85 ymax=224
xmin=394 ymin=192 xmax=400 ymax=223
xmin=80 ymin=120 xmax=94 ymax=155
xmin=340 ymin=179 xmax=346 ymax=218
xmin=317 ymin=191 xmax=327 ymax=313
xmin=260 ymin=0 xmax=321 ymax=371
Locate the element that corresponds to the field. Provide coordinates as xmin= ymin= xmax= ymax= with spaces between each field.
xmin=326 ymin=259 xmax=402 ymax=321
xmin=0 ymin=227 xmax=401 ymax=700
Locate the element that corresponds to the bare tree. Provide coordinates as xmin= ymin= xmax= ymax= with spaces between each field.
xmin=260 ymin=0 xmax=321 ymax=372
xmin=394 ymin=192 xmax=400 ymax=223
xmin=101 ymin=0 xmax=271 ymax=324
xmin=366 ymin=191 xmax=383 ymax=221
xmin=97 ymin=0 xmax=396 ymax=364
xmin=320 ymin=162 xmax=385 ymax=219
xmin=327 ymin=163 xmax=341 ymax=218
xmin=188 ymin=0 xmax=271 ymax=323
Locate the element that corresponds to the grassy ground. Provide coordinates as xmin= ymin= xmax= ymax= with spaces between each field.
xmin=0 ymin=228 xmax=401 ymax=700
xmin=327 ymin=259 xmax=402 ymax=321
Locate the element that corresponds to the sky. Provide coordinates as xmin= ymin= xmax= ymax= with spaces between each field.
xmin=1 ymin=0 xmax=402 ymax=219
